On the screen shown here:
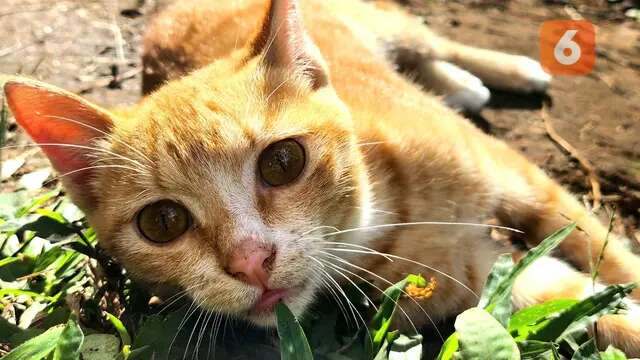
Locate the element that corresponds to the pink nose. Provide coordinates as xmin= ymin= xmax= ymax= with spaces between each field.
xmin=226 ymin=240 xmax=275 ymax=288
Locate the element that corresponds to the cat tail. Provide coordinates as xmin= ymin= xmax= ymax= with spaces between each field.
xmin=489 ymin=146 xmax=640 ymax=355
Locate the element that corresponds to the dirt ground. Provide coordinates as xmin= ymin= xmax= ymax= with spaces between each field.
xmin=1 ymin=0 xmax=639 ymax=241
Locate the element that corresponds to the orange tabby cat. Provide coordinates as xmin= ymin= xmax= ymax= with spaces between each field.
xmin=3 ymin=0 xmax=640 ymax=355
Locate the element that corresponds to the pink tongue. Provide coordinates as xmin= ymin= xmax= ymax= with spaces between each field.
xmin=253 ymin=289 xmax=289 ymax=313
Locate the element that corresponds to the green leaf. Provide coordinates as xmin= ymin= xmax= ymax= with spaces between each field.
xmin=53 ymin=316 xmax=84 ymax=360
xmin=528 ymin=284 xmax=635 ymax=343
xmin=276 ymin=302 xmax=314 ymax=360
xmin=517 ymin=340 xmax=560 ymax=360
xmin=130 ymin=307 xmax=187 ymax=360
xmin=80 ymin=334 xmax=120 ymax=360
xmin=15 ymin=190 xmax=60 ymax=218
xmin=104 ymin=311 xmax=131 ymax=347
xmin=571 ymin=339 xmax=601 ymax=360
xmin=478 ymin=254 xmax=514 ymax=326
xmin=600 ymin=345 xmax=628 ymax=360
xmin=368 ymin=274 xmax=427 ymax=355
xmin=509 ymin=299 xmax=578 ymax=340
xmin=1 ymin=324 xmax=64 ymax=360
xmin=0 ymin=316 xmax=22 ymax=343
xmin=434 ymin=332 xmax=458 ymax=360
xmin=484 ymin=224 xmax=576 ymax=316
xmin=373 ymin=338 xmax=391 ymax=360
xmin=454 ymin=308 xmax=519 ymax=360
xmin=17 ymin=215 xmax=76 ymax=239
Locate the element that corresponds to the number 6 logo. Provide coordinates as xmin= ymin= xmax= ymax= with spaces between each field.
xmin=540 ymin=20 xmax=595 ymax=75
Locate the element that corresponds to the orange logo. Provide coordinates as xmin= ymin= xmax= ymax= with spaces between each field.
xmin=540 ymin=20 xmax=596 ymax=75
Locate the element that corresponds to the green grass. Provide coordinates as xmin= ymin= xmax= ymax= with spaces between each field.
xmin=0 ymin=189 xmax=635 ymax=359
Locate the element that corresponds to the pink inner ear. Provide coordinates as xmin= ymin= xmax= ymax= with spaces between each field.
xmin=263 ymin=0 xmax=328 ymax=89
xmin=4 ymin=82 xmax=113 ymax=177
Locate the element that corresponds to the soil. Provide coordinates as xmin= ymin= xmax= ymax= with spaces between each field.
xmin=1 ymin=0 xmax=639 ymax=240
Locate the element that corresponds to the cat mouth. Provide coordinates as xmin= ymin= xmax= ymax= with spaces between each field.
xmin=250 ymin=286 xmax=303 ymax=314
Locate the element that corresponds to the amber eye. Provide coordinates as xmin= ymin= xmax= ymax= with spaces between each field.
xmin=137 ymin=200 xmax=191 ymax=243
xmin=258 ymin=139 xmax=306 ymax=186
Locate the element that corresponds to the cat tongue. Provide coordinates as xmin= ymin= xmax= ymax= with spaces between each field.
xmin=252 ymin=289 xmax=289 ymax=313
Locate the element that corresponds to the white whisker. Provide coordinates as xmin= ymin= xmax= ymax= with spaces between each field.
xmin=356 ymin=141 xmax=386 ymax=147
xmin=319 ymin=221 xmax=523 ymax=238
xmin=310 ymin=256 xmax=369 ymax=335
xmin=309 ymin=267 xmax=354 ymax=329
xmin=1 ymin=143 xmax=148 ymax=170
xmin=323 ymin=246 xmax=478 ymax=299
xmin=183 ymin=302 xmax=206 ymax=360
xmin=318 ymin=252 xmax=443 ymax=340
xmin=45 ymin=115 xmax=153 ymax=165
xmin=300 ymin=225 xmax=341 ymax=237
xmin=43 ymin=164 xmax=142 ymax=186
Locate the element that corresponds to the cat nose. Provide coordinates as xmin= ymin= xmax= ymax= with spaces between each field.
xmin=226 ymin=240 xmax=275 ymax=289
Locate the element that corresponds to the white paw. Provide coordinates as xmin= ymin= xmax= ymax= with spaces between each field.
xmin=516 ymin=56 xmax=552 ymax=92
xmin=444 ymin=85 xmax=490 ymax=113
xmin=435 ymin=61 xmax=490 ymax=113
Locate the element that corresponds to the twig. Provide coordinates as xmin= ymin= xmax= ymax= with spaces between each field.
xmin=541 ymin=105 xmax=602 ymax=211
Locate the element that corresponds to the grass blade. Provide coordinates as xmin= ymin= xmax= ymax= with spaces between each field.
xmin=528 ymin=283 xmax=635 ymax=343
xmin=2 ymin=324 xmax=65 ymax=360
xmin=571 ymin=339 xmax=600 ymax=360
xmin=484 ymin=223 xmax=576 ymax=314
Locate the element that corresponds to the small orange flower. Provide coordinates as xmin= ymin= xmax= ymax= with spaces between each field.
xmin=405 ymin=277 xmax=437 ymax=300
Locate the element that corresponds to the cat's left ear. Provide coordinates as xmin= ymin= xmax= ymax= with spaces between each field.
xmin=3 ymin=78 xmax=114 ymax=211
xmin=252 ymin=0 xmax=329 ymax=90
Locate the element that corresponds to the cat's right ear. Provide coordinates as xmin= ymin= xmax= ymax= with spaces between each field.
xmin=251 ymin=0 xmax=329 ymax=90
xmin=3 ymin=78 xmax=114 ymax=211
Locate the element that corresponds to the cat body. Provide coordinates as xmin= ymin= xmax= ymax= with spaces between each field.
xmin=4 ymin=0 xmax=640 ymax=355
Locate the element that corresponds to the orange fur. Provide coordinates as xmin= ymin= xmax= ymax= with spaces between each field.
xmin=3 ymin=0 xmax=639 ymax=355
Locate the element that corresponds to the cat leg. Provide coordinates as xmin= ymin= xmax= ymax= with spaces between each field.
xmin=386 ymin=39 xmax=490 ymax=112
xmin=354 ymin=1 xmax=551 ymax=94
xmin=403 ymin=56 xmax=491 ymax=113
xmin=434 ymin=42 xmax=552 ymax=93
xmin=513 ymin=256 xmax=640 ymax=356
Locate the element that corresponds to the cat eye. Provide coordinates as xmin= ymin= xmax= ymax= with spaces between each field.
xmin=137 ymin=200 xmax=191 ymax=243
xmin=258 ymin=139 xmax=306 ymax=186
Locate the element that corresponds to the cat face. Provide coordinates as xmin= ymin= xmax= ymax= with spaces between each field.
xmin=92 ymin=65 xmax=367 ymax=325
xmin=3 ymin=0 xmax=371 ymax=326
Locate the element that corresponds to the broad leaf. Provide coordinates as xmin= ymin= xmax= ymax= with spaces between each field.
xmin=53 ymin=316 xmax=84 ymax=360
xmin=478 ymin=254 xmax=514 ymax=326
xmin=434 ymin=333 xmax=458 ymax=360
xmin=455 ymin=307 xmax=519 ymax=360
xmin=600 ymin=345 xmax=628 ymax=360
xmin=276 ymin=302 xmax=314 ymax=360
xmin=80 ymin=334 xmax=120 ymax=360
